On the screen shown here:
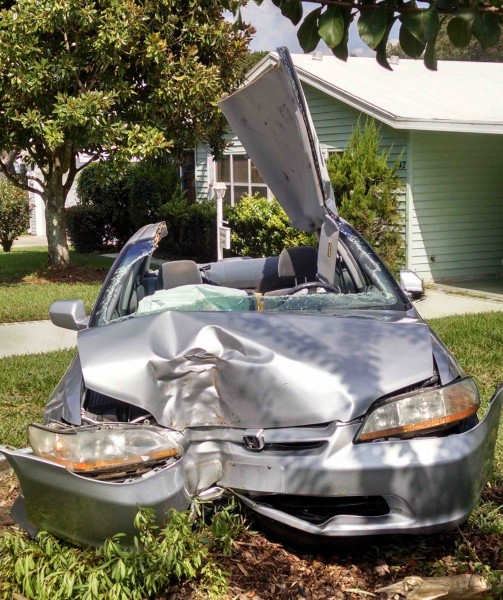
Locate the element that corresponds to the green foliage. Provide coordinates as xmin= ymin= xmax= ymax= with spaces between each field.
xmin=66 ymin=205 xmax=105 ymax=254
xmin=0 ymin=0 xmax=251 ymax=266
xmin=227 ymin=194 xmax=317 ymax=258
xmin=327 ymin=121 xmax=404 ymax=273
xmin=240 ymin=0 xmax=503 ymax=70
xmin=236 ymin=50 xmax=269 ymax=76
xmin=389 ymin=16 xmax=503 ymax=61
xmin=77 ymin=163 xmax=134 ymax=246
xmin=69 ymin=160 xmax=190 ymax=254
xmin=128 ymin=161 xmax=185 ymax=230
xmin=160 ymin=198 xmax=217 ymax=262
xmin=0 ymin=501 xmax=246 ymax=600
xmin=0 ymin=176 xmax=29 ymax=252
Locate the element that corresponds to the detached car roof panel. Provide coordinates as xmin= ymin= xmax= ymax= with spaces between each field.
xmin=219 ymin=47 xmax=337 ymax=233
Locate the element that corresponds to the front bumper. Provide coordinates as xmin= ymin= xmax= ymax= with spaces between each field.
xmin=3 ymin=385 xmax=502 ymax=545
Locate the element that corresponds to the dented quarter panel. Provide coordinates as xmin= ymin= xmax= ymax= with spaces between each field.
xmin=44 ymin=354 xmax=83 ymax=425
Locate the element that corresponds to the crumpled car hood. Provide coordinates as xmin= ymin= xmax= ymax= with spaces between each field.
xmin=78 ymin=310 xmax=433 ymax=430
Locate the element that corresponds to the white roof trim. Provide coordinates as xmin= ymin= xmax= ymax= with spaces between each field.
xmin=246 ymin=53 xmax=503 ymax=135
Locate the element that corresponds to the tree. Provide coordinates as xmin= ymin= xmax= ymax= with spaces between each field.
xmin=388 ymin=21 xmax=503 ymax=61
xmin=237 ymin=50 xmax=270 ymax=75
xmin=0 ymin=0 xmax=251 ymax=267
xmin=327 ymin=120 xmax=404 ymax=272
xmin=0 ymin=176 xmax=30 ymax=252
xmin=230 ymin=0 xmax=503 ymax=70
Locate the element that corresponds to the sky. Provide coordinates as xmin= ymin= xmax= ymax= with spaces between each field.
xmin=239 ymin=0 xmax=375 ymax=57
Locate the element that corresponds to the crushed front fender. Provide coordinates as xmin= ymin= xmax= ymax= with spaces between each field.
xmin=2 ymin=450 xmax=189 ymax=546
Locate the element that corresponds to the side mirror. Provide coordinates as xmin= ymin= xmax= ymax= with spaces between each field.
xmin=49 ymin=300 xmax=89 ymax=331
xmin=399 ymin=269 xmax=424 ymax=301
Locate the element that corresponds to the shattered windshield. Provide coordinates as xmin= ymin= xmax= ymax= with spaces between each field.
xmin=93 ymin=225 xmax=403 ymax=327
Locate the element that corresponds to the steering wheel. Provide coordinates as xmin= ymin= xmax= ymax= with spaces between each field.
xmin=286 ymin=281 xmax=341 ymax=295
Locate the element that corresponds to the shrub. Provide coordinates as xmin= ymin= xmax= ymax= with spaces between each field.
xmin=0 ymin=501 xmax=246 ymax=600
xmin=327 ymin=120 xmax=405 ymax=272
xmin=128 ymin=161 xmax=185 ymax=230
xmin=77 ymin=162 xmax=134 ymax=247
xmin=66 ymin=205 xmax=105 ymax=253
xmin=0 ymin=176 xmax=29 ymax=252
xmin=71 ymin=160 xmax=186 ymax=253
xmin=160 ymin=198 xmax=217 ymax=262
xmin=227 ymin=194 xmax=317 ymax=258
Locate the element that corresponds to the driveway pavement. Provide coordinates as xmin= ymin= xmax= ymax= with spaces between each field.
xmin=414 ymin=289 xmax=503 ymax=319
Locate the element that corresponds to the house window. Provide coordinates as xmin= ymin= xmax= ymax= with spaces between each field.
xmin=327 ymin=149 xmax=344 ymax=161
xmin=216 ymin=154 xmax=268 ymax=205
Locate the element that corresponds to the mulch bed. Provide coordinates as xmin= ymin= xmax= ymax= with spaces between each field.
xmin=0 ymin=470 xmax=499 ymax=599
xmin=23 ymin=266 xmax=107 ymax=284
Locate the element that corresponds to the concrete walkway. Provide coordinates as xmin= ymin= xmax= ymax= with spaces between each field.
xmin=414 ymin=289 xmax=503 ymax=319
xmin=12 ymin=235 xmax=48 ymax=248
xmin=0 ymin=321 xmax=76 ymax=358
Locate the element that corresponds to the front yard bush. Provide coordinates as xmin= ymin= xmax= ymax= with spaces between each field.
xmin=0 ymin=502 xmax=245 ymax=600
xmin=0 ymin=176 xmax=29 ymax=252
xmin=227 ymin=194 xmax=316 ymax=258
xmin=66 ymin=205 xmax=105 ymax=254
xmin=69 ymin=160 xmax=186 ymax=253
xmin=128 ymin=161 xmax=185 ymax=230
xmin=160 ymin=198 xmax=217 ymax=262
xmin=328 ymin=120 xmax=405 ymax=272
xmin=77 ymin=162 xmax=134 ymax=247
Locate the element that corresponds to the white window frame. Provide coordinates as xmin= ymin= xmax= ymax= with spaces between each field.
xmin=214 ymin=153 xmax=270 ymax=206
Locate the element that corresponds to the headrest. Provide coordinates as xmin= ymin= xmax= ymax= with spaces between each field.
xmin=278 ymin=247 xmax=318 ymax=279
xmin=159 ymin=260 xmax=203 ymax=290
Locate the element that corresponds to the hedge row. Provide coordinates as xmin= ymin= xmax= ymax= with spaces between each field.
xmin=66 ymin=162 xmax=313 ymax=261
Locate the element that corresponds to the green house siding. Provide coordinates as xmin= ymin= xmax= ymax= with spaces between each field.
xmin=409 ymin=131 xmax=503 ymax=281
xmin=196 ymin=82 xmax=408 ymax=210
xmin=302 ymin=84 xmax=408 ymax=237
xmin=303 ymin=84 xmax=408 ymax=170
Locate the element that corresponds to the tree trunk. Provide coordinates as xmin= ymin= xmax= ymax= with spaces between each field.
xmin=1 ymin=238 xmax=13 ymax=252
xmin=44 ymin=172 xmax=70 ymax=268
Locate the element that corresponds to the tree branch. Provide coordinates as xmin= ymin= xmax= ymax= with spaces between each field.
xmin=63 ymin=153 xmax=78 ymax=196
xmin=75 ymin=153 xmax=101 ymax=173
xmin=0 ymin=160 xmax=44 ymax=197
xmin=303 ymin=0 xmax=503 ymax=15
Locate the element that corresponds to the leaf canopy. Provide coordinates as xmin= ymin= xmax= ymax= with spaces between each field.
xmin=245 ymin=0 xmax=503 ymax=70
xmin=0 ymin=0 xmax=251 ymax=267
xmin=0 ymin=0 xmax=251 ymax=173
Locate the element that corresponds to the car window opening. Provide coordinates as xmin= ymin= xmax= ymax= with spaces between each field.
xmin=93 ymin=223 xmax=404 ymax=327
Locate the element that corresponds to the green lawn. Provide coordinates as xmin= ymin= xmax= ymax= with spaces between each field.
xmin=0 ymin=349 xmax=75 ymax=447
xmin=430 ymin=312 xmax=503 ymax=482
xmin=0 ymin=247 xmax=111 ymax=322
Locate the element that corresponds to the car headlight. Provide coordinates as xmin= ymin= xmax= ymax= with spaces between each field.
xmin=28 ymin=423 xmax=182 ymax=474
xmin=357 ymin=378 xmax=479 ymax=442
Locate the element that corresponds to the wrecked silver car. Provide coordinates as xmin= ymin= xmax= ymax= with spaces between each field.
xmin=3 ymin=48 xmax=502 ymax=546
